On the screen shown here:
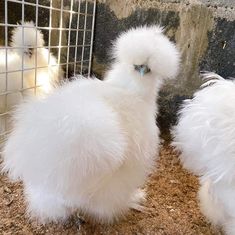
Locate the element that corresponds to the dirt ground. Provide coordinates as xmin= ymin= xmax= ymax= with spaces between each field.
xmin=0 ymin=144 xmax=223 ymax=235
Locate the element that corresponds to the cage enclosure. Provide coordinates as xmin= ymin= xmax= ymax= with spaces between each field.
xmin=0 ymin=0 xmax=96 ymax=147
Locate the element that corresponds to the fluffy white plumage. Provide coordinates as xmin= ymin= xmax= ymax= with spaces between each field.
xmin=173 ymin=73 xmax=235 ymax=234
xmin=3 ymin=25 xmax=180 ymax=224
xmin=0 ymin=21 xmax=62 ymax=113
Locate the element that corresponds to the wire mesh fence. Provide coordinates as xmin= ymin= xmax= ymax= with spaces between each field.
xmin=0 ymin=0 xmax=96 ymax=147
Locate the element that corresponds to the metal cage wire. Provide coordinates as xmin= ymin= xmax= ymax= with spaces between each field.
xmin=0 ymin=0 xmax=97 ymax=146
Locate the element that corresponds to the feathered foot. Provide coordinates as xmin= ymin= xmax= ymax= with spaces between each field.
xmin=130 ymin=188 xmax=148 ymax=212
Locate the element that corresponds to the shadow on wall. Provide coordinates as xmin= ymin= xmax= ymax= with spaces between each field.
xmin=200 ymin=18 xmax=235 ymax=78
xmin=92 ymin=2 xmax=235 ymax=139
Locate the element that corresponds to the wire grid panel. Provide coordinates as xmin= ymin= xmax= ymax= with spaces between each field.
xmin=0 ymin=0 xmax=96 ymax=146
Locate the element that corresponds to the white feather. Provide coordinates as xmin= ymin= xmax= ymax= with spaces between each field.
xmin=3 ymin=25 xmax=180 ymax=224
xmin=173 ymin=73 xmax=235 ymax=234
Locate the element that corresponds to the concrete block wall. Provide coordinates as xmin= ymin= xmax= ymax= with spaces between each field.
xmin=92 ymin=0 xmax=235 ymax=139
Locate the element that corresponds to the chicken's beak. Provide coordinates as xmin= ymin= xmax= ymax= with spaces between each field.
xmin=134 ymin=64 xmax=151 ymax=77
xmin=24 ymin=47 xmax=33 ymax=58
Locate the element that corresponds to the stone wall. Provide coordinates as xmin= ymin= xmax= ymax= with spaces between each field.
xmin=92 ymin=0 xmax=235 ymax=139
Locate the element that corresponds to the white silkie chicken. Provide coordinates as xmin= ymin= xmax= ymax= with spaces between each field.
xmin=2 ymin=26 xmax=180 ymax=224
xmin=0 ymin=21 xmax=62 ymax=113
xmin=173 ymin=72 xmax=235 ymax=235
xmin=0 ymin=21 xmax=62 ymax=136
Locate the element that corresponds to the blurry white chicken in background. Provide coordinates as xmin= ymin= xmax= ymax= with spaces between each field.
xmin=0 ymin=21 xmax=62 ymax=135
xmin=2 ymin=25 xmax=180 ymax=224
xmin=173 ymin=72 xmax=235 ymax=235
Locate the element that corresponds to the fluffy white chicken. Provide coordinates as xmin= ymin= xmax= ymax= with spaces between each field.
xmin=0 ymin=21 xmax=62 ymax=137
xmin=0 ymin=21 xmax=62 ymax=113
xmin=173 ymin=73 xmax=235 ymax=235
xmin=3 ymin=25 xmax=180 ymax=224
